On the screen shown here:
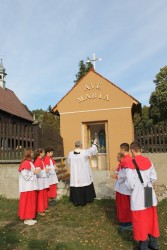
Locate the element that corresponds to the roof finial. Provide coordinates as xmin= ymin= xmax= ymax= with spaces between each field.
xmin=87 ymin=53 xmax=102 ymax=70
xmin=0 ymin=55 xmax=3 ymax=66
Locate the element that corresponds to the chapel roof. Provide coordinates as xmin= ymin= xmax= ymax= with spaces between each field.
xmin=52 ymin=68 xmax=141 ymax=114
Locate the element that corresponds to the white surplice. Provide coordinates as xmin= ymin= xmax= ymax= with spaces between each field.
xmin=19 ymin=162 xmax=38 ymax=192
xmin=115 ymin=168 xmax=131 ymax=195
xmin=45 ymin=159 xmax=59 ymax=185
xmin=68 ymin=144 xmax=98 ymax=187
xmin=125 ymin=165 xmax=158 ymax=211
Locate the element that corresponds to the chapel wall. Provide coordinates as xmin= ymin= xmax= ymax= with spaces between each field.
xmin=60 ymin=108 xmax=135 ymax=169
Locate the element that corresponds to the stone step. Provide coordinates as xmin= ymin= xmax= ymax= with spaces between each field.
xmin=92 ymin=170 xmax=115 ymax=199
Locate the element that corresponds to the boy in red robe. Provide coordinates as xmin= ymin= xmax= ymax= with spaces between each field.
xmin=114 ymin=152 xmax=124 ymax=223
xmin=125 ymin=142 xmax=159 ymax=250
xmin=117 ymin=143 xmax=133 ymax=230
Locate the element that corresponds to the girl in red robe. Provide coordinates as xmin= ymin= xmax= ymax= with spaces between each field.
xmin=34 ymin=148 xmax=50 ymax=216
xmin=44 ymin=147 xmax=58 ymax=206
xmin=18 ymin=148 xmax=40 ymax=225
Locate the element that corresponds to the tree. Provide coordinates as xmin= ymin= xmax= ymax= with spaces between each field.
xmin=74 ymin=59 xmax=93 ymax=83
xmin=133 ymin=105 xmax=153 ymax=131
xmin=47 ymin=105 xmax=52 ymax=112
xmin=31 ymin=108 xmax=60 ymax=130
xmin=149 ymin=66 xmax=167 ymax=124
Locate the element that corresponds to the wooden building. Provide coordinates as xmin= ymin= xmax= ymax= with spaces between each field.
xmin=0 ymin=60 xmax=33 ymax=154
xmin=0 ymin=59 xmax=33 ymax=125
xmin=52 ymin=68 xmax=141 ymax=170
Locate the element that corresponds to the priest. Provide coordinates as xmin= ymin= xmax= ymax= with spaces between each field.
xmin=68 ymin=138 xmax=98 ymax=207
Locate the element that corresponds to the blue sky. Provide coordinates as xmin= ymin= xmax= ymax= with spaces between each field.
xmin=0 ymin=0 xmax=167 ymax=111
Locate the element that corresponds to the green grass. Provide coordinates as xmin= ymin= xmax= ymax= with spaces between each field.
xmin=0 ymin=196 xmax=166 ymax=250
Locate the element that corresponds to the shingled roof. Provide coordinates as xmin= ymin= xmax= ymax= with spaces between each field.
xmin=0 ymin=87 xmax=33 ymax=122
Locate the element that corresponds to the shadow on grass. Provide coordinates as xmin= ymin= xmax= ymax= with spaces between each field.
xmin=96 ymin=199 xmax=117 ymax=223
xmin=28 ymin=239 xmax=49 ymax=249
xmin=0 ymin=221 xmax=21 ymax=250
xmin=96 ymin=199 xmax=135 ymax=247
xmin=50 ymin=242 xmax=69 ymax=250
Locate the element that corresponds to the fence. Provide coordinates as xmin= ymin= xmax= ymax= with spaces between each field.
xmin=1 ymin=122 xmax=166 ymax=159
xmin=135 ymin=124 xmax=167 ymax=152
xmin=0 ymin=123 xmax=64 ymax=160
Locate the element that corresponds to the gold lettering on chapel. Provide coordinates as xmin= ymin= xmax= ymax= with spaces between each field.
xmin=77 ymin=83 xmax=109 ymax=103
xmin=85 ymin=83 xmax=101 ymax=90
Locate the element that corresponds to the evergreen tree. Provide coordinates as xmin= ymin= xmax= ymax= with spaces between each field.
xmin=47 ymin=105 xmax=52 ymax=112
xmin=74 ymin=59 xmax=93 ymax=83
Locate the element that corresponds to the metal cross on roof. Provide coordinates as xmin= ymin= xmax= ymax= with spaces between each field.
xmin=87 ymin=53 xmax=102 ymax=70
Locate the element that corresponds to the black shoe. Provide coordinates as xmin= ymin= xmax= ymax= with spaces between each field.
xmin=49 ymin=200 xmax=56 ymax=206
xmin=148 ymin=244 xmax=158 ymax=250
xmin=119 ymin=224 xmax=132 ymax=231
xmin=148 ymin=245 xmax=159 ymax=250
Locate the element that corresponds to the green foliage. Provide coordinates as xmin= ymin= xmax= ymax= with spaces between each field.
xmin=149 ymin=66 xmax=167 ymax=124
xmin=133 ymin=105 xmax=153 ymax=131
xmin=134 ymin=65 xmax=167 ymax=130
xmin=74 ymin=59 xmax=93 ymax=83
xmin=47 ymin=105 xmax=52 ymax=112
xmin=31 ymin=108 xmax=60 ymax=130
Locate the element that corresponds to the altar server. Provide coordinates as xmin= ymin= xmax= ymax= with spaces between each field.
xmin=18 ymin=148 xmax=40 ymax=225
xmin=68 ymin=138 xmax=98 ymax=207
xmin=125 ymin=142 xmax=159 ymax=250
xmin=116 ymin=143 xmax=133 ymax=229
xmin=34 ymin=148 xmax=50 ymax=216
xmin=114 ymin=152 xmax=124 ymax=222
xmin=44 ymin=147 xmax=58 ymax=205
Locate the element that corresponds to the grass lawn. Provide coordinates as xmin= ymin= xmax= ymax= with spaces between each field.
xmin=0 ymin=196 xmax=166 ymax=250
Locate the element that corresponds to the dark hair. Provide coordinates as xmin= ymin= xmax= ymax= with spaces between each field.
xmin=120 ymin=143 xmax=129 ymax=152
xmin=130 ymin=142 xmax=141 ymax=152
xmin=22 ymin=148 xmax=32 ymax=162
xmin=34 ymin=148 xmax=44 ymax=162
xmin=45 ymin=147 xmax=54 ymax=154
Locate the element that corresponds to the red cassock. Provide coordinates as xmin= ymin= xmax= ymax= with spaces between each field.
xmin=132 ymin=206 xmax=159 ymax=241
xmin=47 ymin=184 xmax=57 ymax=198
xmin=116 ymin=155 xmax=133 ymax=223
xmin=18 ymin=191 xmax=37 ymax=220
xmin=34 ymin=158 xmax=48 ymax=212
xmin=18 ymin=160 xmax=37 ymax=220
xmin=36 ymin=188 xmax=48 ymax=212
xmin=43 ymin=155 xmax=57 ymax=199
xmin=116 ymin=192 xmax=131 ymax=222
xmin=130 ymin=155 xmax=160 ymax=241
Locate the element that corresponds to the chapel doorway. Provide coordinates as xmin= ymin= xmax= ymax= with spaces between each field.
xmin=82 ymin=122 xmax=109 ymax=170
